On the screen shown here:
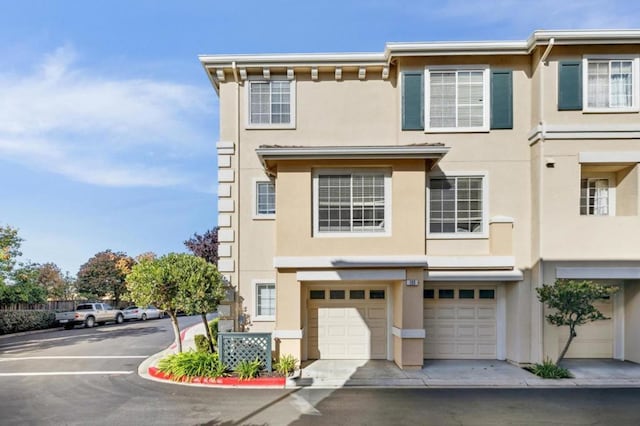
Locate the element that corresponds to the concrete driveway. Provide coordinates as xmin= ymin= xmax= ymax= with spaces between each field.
xmin=290 ymin=359 xmax=640 ymax=388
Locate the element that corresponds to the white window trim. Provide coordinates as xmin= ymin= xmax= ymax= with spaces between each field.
xmin=252 ymin=178 xmax=276 ymax=220
xmin=252 ymin=279 xmax=276 ymax=322
xmin=245 ymin=76 xmax=296 ymax=129
xmin=582 ymin=55 xmax=640 ymax=113
xmin=426 ymin=171 xmax=489 ymax=239
xmin=424 ymin=64 xmax=490 ymax=133
xmin=580 ymin=172 xmax=616 ymax=216
xmin=312 ymin=168 xmax=392 ymax=238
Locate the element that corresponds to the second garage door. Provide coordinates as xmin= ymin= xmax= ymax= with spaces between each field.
xmin=563 ymin=298 xmax=613 ymax=358
xmin=424 ymin=285 xmax=497 ymax=359
xmin=308 ymin=288 xmax=387 ymax=360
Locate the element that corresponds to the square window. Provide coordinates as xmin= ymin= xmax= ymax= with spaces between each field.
xmin=479 ymin=289 xmax=495 ymax=299
xmin=330 ymin=290 xmax=345 ymax=300
xmin=584 ymin=57 xmax=638 ymax=111
xmin=255 ymin=283 xmax=275 ymax=318
xmin=315 ymin=171 xmax=388 ymax=235
xmin=426 ymin=67 xmax=489 ymax=131
xmin=369 ymin=290 xmax=385 ymax=300
xmin=439 ymin=289 xmax=454 ymax=299
xmin=248 ymin=80 xmax=294 ymax=127
xmin=310 ymin=290 xmax=325 ymax=300
xmin=429 ymin=175 xmax=485 ymax=235
xmin=255 ymin=181 xmax=276 ymax=217
xmin=423 ymin=289 xmax=435 ymax=299
xmin=459 ymin=289 xmax=475 ymax=299
xmin=349 ymin=290 xmax=365 ymax=300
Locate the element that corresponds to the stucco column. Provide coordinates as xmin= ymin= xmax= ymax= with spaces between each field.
xmin=273 ymin=270 xmax=302 ymax=361
xmin=392 ymin=268 xmax=425 ymax=369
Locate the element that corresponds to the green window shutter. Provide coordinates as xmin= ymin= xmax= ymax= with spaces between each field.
xmin=558 ymin=61 xmax=582 ymax=110
xmin=402 ymin=72 xmax=424 ymax=130
xmin=490 ymin=69 xmax=513 ymax=129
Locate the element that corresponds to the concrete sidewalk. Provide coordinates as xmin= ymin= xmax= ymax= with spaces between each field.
xmin=137 ymin=325 xmax=640 ymax=389
xmin=289 ymin=359 xmax=640 ymax=389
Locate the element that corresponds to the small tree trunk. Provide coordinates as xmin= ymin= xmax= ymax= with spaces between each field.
xmin=201 ymin=312 xmax=214 ymax=352
xmin=168 ymin=311 xmax=182 ymax=353
xmin=557 ymin=326 xmax=577 ymax=364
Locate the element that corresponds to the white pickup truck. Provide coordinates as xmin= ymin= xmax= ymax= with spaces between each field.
xmin=56 ymin=303 xmax=125 ymax=330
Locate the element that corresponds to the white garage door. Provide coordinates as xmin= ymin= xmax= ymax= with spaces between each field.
xmin=424 ymin=286 xmax=497 ymax=359
xmin=308 ymin=288 xmax=387 ymax=360
xmin=563 ymin=298 xmax=613 ymax=358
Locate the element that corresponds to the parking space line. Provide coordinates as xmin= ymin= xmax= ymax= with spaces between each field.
xmin=0 ymin=371 xmax=135 ymax=376
xmin=0 ymin=356 xmax=148 ymax=361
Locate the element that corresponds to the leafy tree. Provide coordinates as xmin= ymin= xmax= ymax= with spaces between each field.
xmin=1 ymin=225 xmax=23 ymax=285
xmin=184 ymin=227 xmax=219 ymax=265
xmin=35 ymin=262 xmax=73 ymax=300
xmin=127 ymin=253 xmax=225 ymax=353
xmin=77 ymin=250 xmax=134 ymax=306
xmin=177 ymin=255 xmax=225 ymax=352
xmin=536 ymin=279 xmax=618 ymax=363
xmin=2 ymin=262 xmax=47 ymax=305
xmin=127 ymin=254 xmax=185 ymax=352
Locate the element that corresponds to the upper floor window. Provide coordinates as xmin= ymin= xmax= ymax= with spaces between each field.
xmin=428 ymin=174 xmax=487 ymax=237
xmin=247 ymin=79 xmax=295 ymax=128
xmin=255 ymin=181 xmax=275 ymax=218
xmin=313 ymin=171 xmax=390 ymax=236
xmin=582 ymin=56 xmax=639 ymax=112
xmin=426 ymin=66 xmax=490 ymax=132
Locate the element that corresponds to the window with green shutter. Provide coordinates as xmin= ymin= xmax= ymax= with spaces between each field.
xmin=402 ymin=72 xmax=424 ymax=130
xmin=490 ymin=69 xmax=513 ymax=129
xmin=558 ymin=61 xmax=583 ymax=110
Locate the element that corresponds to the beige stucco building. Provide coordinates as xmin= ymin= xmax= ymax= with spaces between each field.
xmin=200 ymin=30 xmax=640 ymax=368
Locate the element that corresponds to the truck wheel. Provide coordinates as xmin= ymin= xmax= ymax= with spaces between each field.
xmin=141 ymin=313 xmax=147 ymax=321
xmin=115 ymin=314 xmax=124 ymax=324
xmin=64 ymin=323 xmax=74 ymax=330
xmin=85 ymin=316 xmax=95 ymax=328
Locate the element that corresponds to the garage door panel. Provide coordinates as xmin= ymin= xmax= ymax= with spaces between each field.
xmin=457 ymin=325 xmax=476 ymax=338
xmin=457 ymin=307 xmax=475 ymax=319
xmin=437 ymin=307 xmax=456 ymax=319
xmin=563 ymin=300 xmax=613 ymax=359
xmin=477 ymin=307 xmax=495 ymax=319
xmin=424 ymin=285 xmax=497 ymax=359
xmin=309 ymin=291 xmax=387 ymax=360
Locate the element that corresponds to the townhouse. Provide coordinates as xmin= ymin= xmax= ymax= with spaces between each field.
xmin=200 ymin=30 xmax=640 ymax=368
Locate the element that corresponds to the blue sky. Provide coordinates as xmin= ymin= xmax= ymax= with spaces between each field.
xmin=1 ymin=0 xmax=638 ymax=275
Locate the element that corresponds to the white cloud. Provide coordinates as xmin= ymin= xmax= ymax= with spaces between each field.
xmin=0 ymin=45 xmax=216 ymax=190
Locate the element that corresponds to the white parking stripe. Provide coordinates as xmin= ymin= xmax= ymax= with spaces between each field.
xmin=0 ymin=356 xmax=148 ymax=361
xmin=0 ymin=371 xmax=134 ymax=376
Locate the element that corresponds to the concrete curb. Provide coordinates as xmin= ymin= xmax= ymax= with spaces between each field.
xmin=0 ymin=327 xmax=63 ymax=340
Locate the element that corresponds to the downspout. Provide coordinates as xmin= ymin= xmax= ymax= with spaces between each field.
xmin=232 ymin=60 xmax=242 ymax=331
xmin=535 ymin=38 xmax=553 ymax=363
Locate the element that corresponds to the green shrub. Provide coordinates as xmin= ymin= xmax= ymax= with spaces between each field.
xmin=0 ymin=310 xmax=56 ymax=335
xmin=274 ymin=354 xmax=298 ymax=376
xmin=528 ymin=358 xmax=572 ymax=379
xmin=194 ymin=334 xmax=211 ymax=353
xmin=234 ymin=358 xmax=262 ymax=380
xmin=157 ymin=351 xmax=227 ymax=381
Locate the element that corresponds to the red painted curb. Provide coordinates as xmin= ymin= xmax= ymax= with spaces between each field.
xmin=169 ymin=327 xmax=190 ymax=350
xmin=148 ymin=366 xmax=286 ymax=387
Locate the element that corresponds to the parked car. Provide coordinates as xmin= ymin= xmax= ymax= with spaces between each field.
xmin=122 ymin=305 xmax=165 ymax=321
xmin=56 ymin=303 xmax=124 ymax=329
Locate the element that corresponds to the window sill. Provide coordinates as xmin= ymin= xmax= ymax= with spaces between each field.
xmin=253 ymin=215 xmax=275 ymax=220
xmin=425 ymin=126 xmax=490 ymax=133
xmin=314 ymin=231 xmax=391 ymax=238
xmin=252 ymin=316 xmax=275 ymax=322
xmin=246 ymin=124 xmax=296 ymax=130
xmin=427 ymin=232 xmax=489 ymax=240
xmin=583 ymin=108 xmax=639 ymax=114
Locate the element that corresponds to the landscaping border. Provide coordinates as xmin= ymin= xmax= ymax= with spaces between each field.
xmin=148 ymin=366 xmax=285 ymax=387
